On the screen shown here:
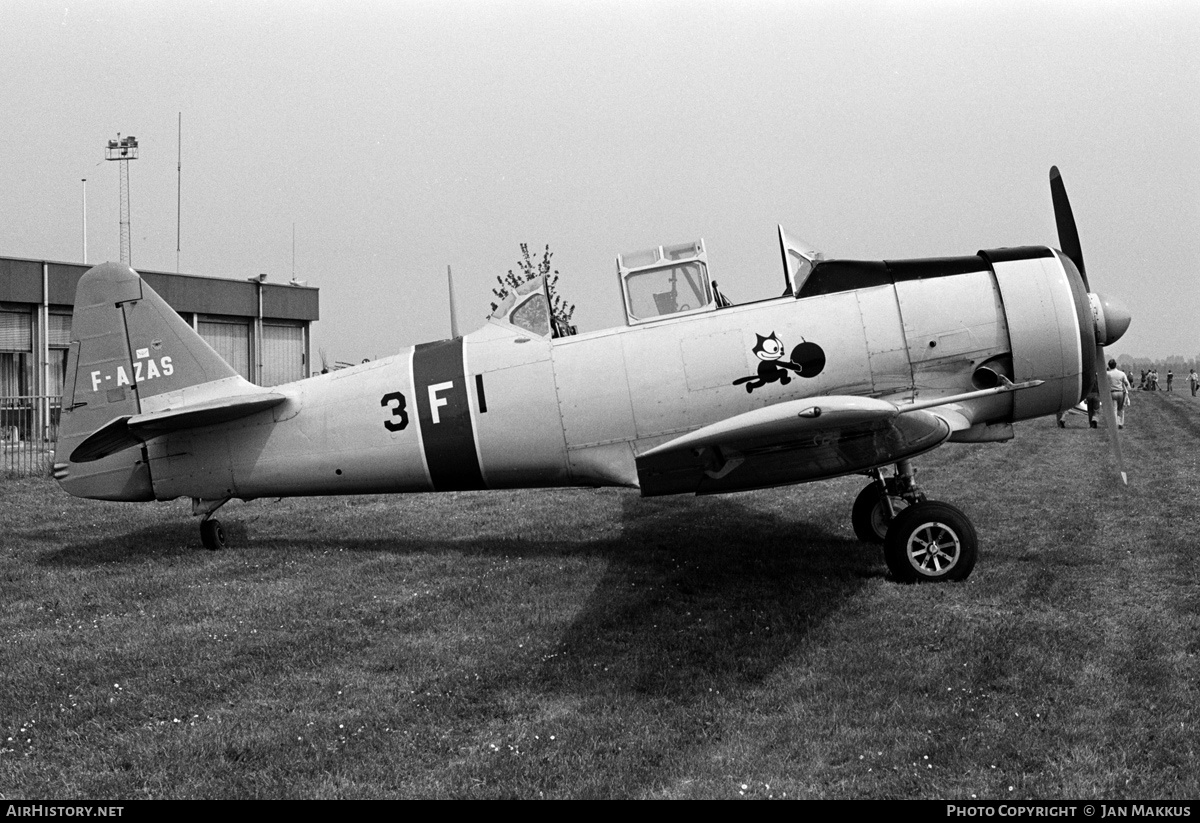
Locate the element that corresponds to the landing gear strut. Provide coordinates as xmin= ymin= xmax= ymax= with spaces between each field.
xmin=851 ymin=465 xmax=921 ymax=543
xmin=852 ymin=461 xmax=977 ymax=583
xmin=193 ymin=497 xmax=231 ymax=551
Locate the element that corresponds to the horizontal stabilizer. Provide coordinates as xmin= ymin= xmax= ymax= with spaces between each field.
xmin=70 ymin=392 xmax=286 ymax=463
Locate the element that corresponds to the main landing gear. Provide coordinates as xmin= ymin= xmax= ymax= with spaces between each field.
xmin=200 ymin=518 xmax=227 ymax=551
xmin=852 ymin=461 xmax=977 ymax=583
xmin=193 ymin=497 xmax=230 ymax=551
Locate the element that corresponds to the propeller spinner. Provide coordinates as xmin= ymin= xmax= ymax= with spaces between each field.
xmin=1051 ymin=166 xmax=1131 ymax=484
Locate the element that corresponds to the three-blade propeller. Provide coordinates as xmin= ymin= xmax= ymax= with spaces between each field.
xmin=1050 ymin=166 xmax=1130 ymax=484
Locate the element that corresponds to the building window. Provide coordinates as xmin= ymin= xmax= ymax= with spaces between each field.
xmin=198 ymin=317 xmax=251 ymax=379
xmin=262 ymin=322 xmax=306 ymax=386
xmin=48 ymin=310 xmax=72 ymax=398
xmin=0 ymin=308 xmax=32 ymax=397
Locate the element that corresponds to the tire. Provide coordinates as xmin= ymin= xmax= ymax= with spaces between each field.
xmin=851 ymin=483 xmax=907 ymax=544
xmin=200 ymin=518 xmax=227 ymax=551
xmin=883 ymin=501 xmax=977 ymax=583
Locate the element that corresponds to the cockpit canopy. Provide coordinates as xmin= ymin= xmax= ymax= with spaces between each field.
xmin=616 ymin=229 xmax=826 ymax=326
xmin=618 ymin=239 xmax=716 ymax=326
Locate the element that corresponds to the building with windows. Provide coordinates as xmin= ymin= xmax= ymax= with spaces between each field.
xmin=1 ymin=255 xmax=318 ymax=445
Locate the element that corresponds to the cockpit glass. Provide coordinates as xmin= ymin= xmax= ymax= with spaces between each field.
xmin=509 ymin=293 xmax=552 ymax=337
xmin=625 ymin=262 xmax=710 ymax=320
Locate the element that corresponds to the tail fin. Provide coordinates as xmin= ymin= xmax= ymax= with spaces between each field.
xmin=55 ymin=262 xmax=277 ymax=499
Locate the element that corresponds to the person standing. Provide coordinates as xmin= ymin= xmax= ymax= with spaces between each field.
xmin=1190 ymin=368 xmax=1199 ymax=397
xmin=1107 ymin=359 xmax=1133 ymax=429
xmin=1167 ymin=369 xmax=1174 ymax=391
xmin=1057 ymin=378 xmax=1099 ymax=428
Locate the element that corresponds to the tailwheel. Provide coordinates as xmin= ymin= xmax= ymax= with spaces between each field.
xmin=200 ymin=518 xmax=228 ymax=551
xmin=883 ymin=501 xmax=977 ymax=583
xmin=851 ymin=482 xmax=908 ymax=544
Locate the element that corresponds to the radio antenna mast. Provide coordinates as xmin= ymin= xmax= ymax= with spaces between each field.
xmin=176 ymin=113 xmax=182 ymax=272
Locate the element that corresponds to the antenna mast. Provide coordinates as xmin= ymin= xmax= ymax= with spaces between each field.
xmin=447 ymin=265 xmax=459 ymax=338
xmin=176 ymin=113 xmax=182 ymax=272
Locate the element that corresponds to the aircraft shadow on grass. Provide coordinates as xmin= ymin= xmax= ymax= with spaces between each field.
xmin=31 ymin=493 xmax=875 ymax=796
xmin=38 ymin=492 xmax=872 ymax=668
xmin=40 ymin=491 xmax=871 ymax=573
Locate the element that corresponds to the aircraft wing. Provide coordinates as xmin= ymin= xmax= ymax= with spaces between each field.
xmin=635 ymin=378 xmax=1041 ymax=496
xmin=905 ymin=402 xmax=972 ymax=434
xmin=70 ymin=392 xmax=287 ymax=463
xmin=635 ymin=395 xmax=952 ymax=496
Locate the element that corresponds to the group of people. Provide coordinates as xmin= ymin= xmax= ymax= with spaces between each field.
xmin=1137 ymin=367 xmax=1200 ymax=396
xmin=1138 ymin=368 xmax=1172 ymax=391
xmin=1058 ymin=363 xmax=1200 ymax=430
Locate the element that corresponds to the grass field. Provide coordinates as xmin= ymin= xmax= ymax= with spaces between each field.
xmin=1 ymin=390 xmax=1197 ymax=799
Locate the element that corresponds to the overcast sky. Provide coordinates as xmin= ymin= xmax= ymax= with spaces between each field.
xmin=2 ymin=0 xmax=1196 ymax=361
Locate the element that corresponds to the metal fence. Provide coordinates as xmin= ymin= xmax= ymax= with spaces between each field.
xmin=1 ymin=395 xmax=61 ymax=478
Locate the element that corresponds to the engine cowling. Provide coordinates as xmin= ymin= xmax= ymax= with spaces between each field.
xmin=983 ymin=246 xmax=1126 ymax=420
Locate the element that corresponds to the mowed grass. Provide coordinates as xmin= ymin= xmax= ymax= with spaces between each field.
xmin=1 ymin=392 xmax=1198 ymax=799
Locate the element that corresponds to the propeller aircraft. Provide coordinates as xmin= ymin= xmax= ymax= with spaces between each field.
xmin=55 ymin=167 xmax=1130 ymax=583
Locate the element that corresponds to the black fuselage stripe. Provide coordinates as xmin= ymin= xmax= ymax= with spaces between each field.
xmin=413 ymin=339 xmax=486 ymax=491
xmin=476 ymin=373 xmax=487 ymax=413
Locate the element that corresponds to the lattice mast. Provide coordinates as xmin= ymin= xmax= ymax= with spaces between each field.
xmin=105 ymin=134 xmax=139 ymax=265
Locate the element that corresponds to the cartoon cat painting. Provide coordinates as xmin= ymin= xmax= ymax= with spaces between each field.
xmin=732 ymin=332 xmax=825 ymax=393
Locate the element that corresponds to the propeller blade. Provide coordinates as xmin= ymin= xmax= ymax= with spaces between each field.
xmin=1095 ymin=346 xmax=1127 ymax=485
xmin=1052 ymin=167 xmax=1124 ymax=483
xmin=1050 ymin=166 xmax=1088 ymax=289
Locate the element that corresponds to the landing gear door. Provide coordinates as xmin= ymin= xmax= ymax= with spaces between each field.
xmin=778 ymin=225 xmax=823 ymax=297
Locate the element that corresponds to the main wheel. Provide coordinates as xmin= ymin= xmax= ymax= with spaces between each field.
xmin=200 ymin=518 xmax=227 ymax=551
xmin=883 ymin=501 xmax=977 ymax=583
xmin=851 ymin=483 xmax=908 ymax=544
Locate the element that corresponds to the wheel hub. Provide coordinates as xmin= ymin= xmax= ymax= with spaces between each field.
xmin=906 ymin=522 xmax=961 ymax=575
